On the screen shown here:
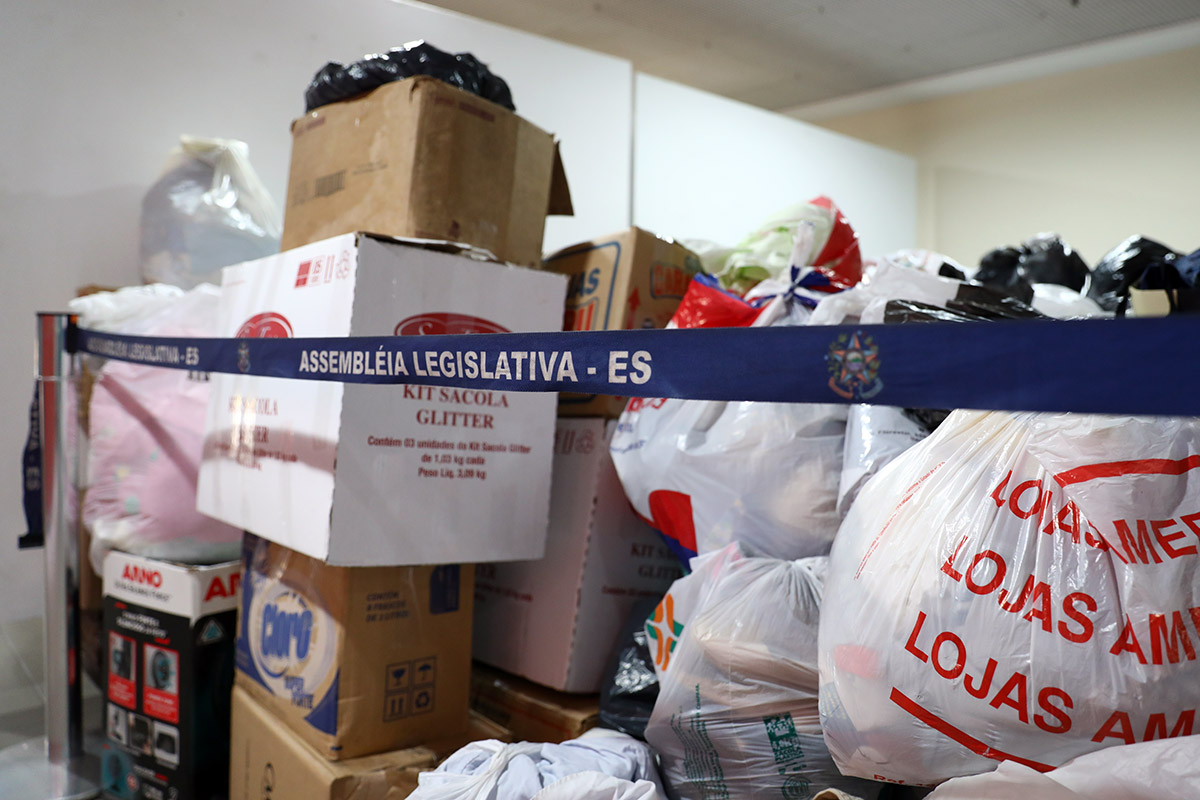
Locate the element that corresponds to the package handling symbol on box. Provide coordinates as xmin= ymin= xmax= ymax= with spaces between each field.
xmin=413 ymin=688 xmax=434 ymax=715
xmin=386 ymin=663 xmax=410 ymax=693
xmin=414 ymin=657 xmax=437 ymax=686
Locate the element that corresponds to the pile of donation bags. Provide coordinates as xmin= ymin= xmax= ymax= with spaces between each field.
xmin=602 ymin=210 xmax=1200 ymax=798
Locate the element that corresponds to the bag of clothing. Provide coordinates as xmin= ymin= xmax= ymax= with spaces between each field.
xmin=647 ymin=546 xmax=880 ymax=800
xmin=821 ymin=410 xmax=1200 ymax=785
xmin=410 ymin=729 xmax=664 ymax=800
xmin=611 ymin=278 xmax=846 ymax=562
xmin=74 ymin=285 xmax=243 ymax=570
xmin=139 ymin=136 xmax=280 ymax=289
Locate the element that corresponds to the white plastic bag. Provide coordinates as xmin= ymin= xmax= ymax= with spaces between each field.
xmin=926 ymin=734 xmax=1200 ymax=800
xmin=820 ymin=410 xmax=1200 ymax=785
xmin=410 ymin=729 xmax=664 ymax=800
xmin=73 ymin=285 xmax=243 ymax=570
xmin=140 ymin=136 xmax=281 ymax=288
xmin=647 ymin=548 xmax=880 ymax=800
xmin=611 ymin=282 xmax=847 ymax=563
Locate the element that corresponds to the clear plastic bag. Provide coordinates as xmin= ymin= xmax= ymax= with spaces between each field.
xmin=139 ymin=136 xmax=280 ymax=289
xmin=820 ymin=410 xmax=1200 ymax=785
xmin=646 ymin=547 xmax=880 ymax=800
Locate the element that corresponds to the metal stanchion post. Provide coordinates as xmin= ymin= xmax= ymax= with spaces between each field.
xmin=0 ymin=313 xmax=98 ymax=798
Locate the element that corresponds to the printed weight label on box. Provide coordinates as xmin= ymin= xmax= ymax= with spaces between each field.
xmin=245 ymin=578 xmax=338 ymax=714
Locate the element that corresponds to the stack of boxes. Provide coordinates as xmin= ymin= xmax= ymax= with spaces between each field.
xmin=101 ymin=64 xmax=706 ymax=799
xmin=471 ymin=229 xmax=701 ymax=707
xmin=194 ymin=75 xmax=572 ymax=798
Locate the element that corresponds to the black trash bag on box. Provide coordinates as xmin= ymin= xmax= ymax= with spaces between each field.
xmin=1088 ymin=235 xmax=1179 ymax=312
xmin=305 ymin=40 xmax=515 ymax=112
xmin=597 ymin=597 xmax=661 ymax=740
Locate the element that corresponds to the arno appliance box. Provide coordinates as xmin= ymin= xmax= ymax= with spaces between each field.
xmin=543 ymin=228 xmax=701 ymax=417
xmin=470 ymin=663 xmax=599 ymax=744
xmin=235 ymin=534 xmax=473 ymax=761
xmin=195 ymin=233 xmax=567 ymax=566
xmin=229 ymin=688 xmax=513 ymax=800
xmin=100 ymin=552 xmax=240 ymax=800
xmin=282 ymin=75 xmax=573 ymax=267
xmin=473 ymin=419 xmax=683 ymax=693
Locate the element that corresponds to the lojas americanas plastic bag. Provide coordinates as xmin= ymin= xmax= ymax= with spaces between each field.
xmin=646 ymin=544 xmax=880 ymax=800
xmin=820 ymin=410 xmax=1200 ymax=786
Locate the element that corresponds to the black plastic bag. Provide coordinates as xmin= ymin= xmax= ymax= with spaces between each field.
xmin=1019 ymin=233 xmax=1090 ymax=292
xmin=305 ymin=41 xmax=515 ymax=112
xmin=974 ymin=246 xmax=1034 ymax=305
xmin=1087 ymin=235 xmax=1179 ymax=312
xmin=1136 ymin=247 xmax=1200 ymax=314
xmin=597 ymin=597 xmax=661 ymax=740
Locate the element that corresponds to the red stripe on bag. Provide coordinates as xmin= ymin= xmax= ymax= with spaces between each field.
xmin=889 ymin=688 xmax=1055 ymax=773
xmin=855 ymin=461 xmax=945 ymax=579
xmin=1054 ymin=455 xmax=1200 ymax=486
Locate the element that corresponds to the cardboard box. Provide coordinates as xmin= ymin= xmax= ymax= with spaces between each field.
xmin=470 ymin=663 xmax=600 ymax=744
xmin=473 ymin=418 xmax=683 ymax=692
xmin=543 ymin=228 xmax=701 ymax=417
xmin=229 ymin=685 xmax=436 ymax=800
xmin=229 ymin=690 xmax=513 ymax=800
xmin=235 ymin=534 xmax=473 ymax=760
xmin=196 ymin=233 xmax=566 ymax=566
xmin=281 ymin=76 xmax=572 ymax=267
xmin=100 ymin=553 xmax=240 ymax=800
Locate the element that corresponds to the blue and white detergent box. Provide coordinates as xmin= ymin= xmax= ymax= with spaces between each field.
xmin=235 ymin=533 xmax=472 ymax=760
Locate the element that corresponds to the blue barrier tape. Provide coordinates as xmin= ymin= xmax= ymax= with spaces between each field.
xmin=75 ymin=316 xmax=1200 ymax=416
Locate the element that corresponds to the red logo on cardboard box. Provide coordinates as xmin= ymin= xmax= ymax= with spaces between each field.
xmin=394 ymin=314 xmax=510 ymax=336
xmin=205 ymin=572 xmax=240 ymax=603
xmin=121 ymin=563 xmax=162 ymax=587
xmin=236 ymin=313 xmax=293 ymax=339
xmin=295 ymin=255 xmax=338 ymax=287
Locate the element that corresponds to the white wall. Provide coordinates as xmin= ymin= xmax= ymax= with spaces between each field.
xmin=815 ymin=45 xmax=1200 ymax=267
xmin=0 ymin=0 xmax=632 ymax=622
xmin=633 ymin=74 xmax=918 ymax=259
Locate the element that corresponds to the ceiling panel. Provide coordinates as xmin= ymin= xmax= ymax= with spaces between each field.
xmin=420 ymin=0 xmax=1200 ymax=110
